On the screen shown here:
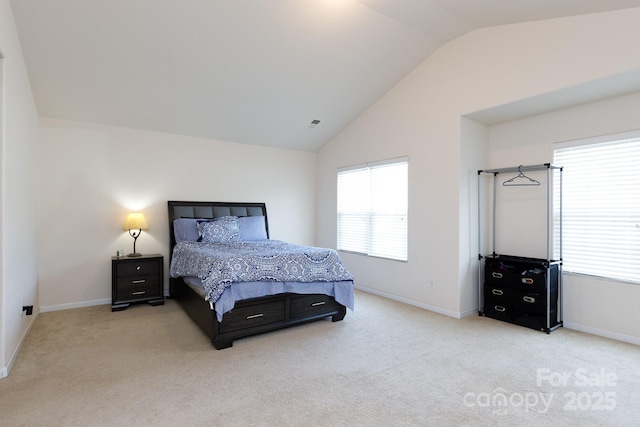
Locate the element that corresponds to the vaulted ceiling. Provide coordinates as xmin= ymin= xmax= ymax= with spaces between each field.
xmin=11 ymin=0 xmax=640 ymax=151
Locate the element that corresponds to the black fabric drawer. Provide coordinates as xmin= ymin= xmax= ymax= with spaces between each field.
xmin=512 ymin=264 xmax=558 ymax=294
xmin=483 ymin=303 xmax=516 ymax=323
xmin=512 ymin=292 xmax=547 ymax=314
xmin=512 ymin=267 xmax=548 ymax=293
xmin=485 ymin=260 xmax=520 ymax=286
xmin=513 ymin=309 xmax=560 ymax=331
xmin=483 ymin=284 xmax=513 ymax=308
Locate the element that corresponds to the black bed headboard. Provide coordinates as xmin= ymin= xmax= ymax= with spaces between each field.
xmin=167 ymin=201 xmax=269 ymax=249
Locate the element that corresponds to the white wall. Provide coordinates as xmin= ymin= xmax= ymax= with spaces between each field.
xmin=459 ymin=118 xmax=489 ymax=315
xmin=0 ymin=0 xmax=40 ymax=378
xmin=485 ymin=91 xmax=640 ymax=344
xmin=38 ymin=118 xmax=317 ymax=310
xmin=317 ymin=7 xmax=640 ymax=340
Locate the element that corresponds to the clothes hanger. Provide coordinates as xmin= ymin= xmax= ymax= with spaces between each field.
xmin=503 ymin=165 xmax=540 ymax=186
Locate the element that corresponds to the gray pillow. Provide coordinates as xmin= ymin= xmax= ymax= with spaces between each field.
xmin=173 ymin=218 xmax=199 ymax=242
xmin=238 ymin=216 xmax=268 ymax=241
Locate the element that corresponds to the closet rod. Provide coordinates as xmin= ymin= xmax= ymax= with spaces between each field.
xmin=478 ymin=163 xmax=562 ymax=175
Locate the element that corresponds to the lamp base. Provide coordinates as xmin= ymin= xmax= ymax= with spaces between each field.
xmin=127 ymin=252 xmax=142 ymax=257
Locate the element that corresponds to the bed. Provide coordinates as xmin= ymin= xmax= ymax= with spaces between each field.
xmin=168 ymin=201 xmax=354 ymax=349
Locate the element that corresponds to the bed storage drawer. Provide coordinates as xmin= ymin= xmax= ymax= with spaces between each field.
xmin=290 ymin=294 xmax=341 ymax=319
xmin=219 ymin=300 xmax=286 ymax=333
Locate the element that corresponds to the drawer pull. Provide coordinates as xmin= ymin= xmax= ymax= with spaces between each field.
xmin=132 ymin=279 xmax=146 ymax=284
xmin=523 ymin=296 xmax=536 ymax=304
xmin=491 ymin=272 xmax=503 ymax=279
xmin=136 ymin=266 xmax=141 ymax=271
xmin=491 ymin=289 xmax=503 ymax=296
xmin=132 ymin=291 xmax=146 ymax=295
xmin=311 ymin=301 xmax=326 ymax=307
xmin=246 ymin=313 xmax=264 ymax=320
xmin=494 ymin=305 xmax=506 ymax=312
xmin=521 ymin=278 xmax=534 ymax=285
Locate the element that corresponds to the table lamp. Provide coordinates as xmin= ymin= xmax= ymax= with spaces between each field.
xmin=123 ymin=212 xmax=148 ymax=257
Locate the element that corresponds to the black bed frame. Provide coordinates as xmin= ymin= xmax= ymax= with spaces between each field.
xmin=168 ymin=201 xmax=347 ymax=349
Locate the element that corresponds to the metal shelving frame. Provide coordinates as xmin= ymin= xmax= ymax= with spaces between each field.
xmin=477 ymin=163 xmax=563 ymax=333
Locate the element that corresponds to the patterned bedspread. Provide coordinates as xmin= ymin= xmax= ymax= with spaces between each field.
xmin=169 ymin=240 xmax=354 ymax=304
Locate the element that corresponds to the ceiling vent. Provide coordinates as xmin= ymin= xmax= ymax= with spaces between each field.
xmin=308 ymin=119 xmax=321 ymax=128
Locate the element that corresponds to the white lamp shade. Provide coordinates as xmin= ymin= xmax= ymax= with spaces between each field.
xmin=123 ymin=212 xmax=148 ymax=231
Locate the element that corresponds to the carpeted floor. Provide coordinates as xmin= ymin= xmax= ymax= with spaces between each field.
xmin=1 ymin=290 xmax=638 ymax=426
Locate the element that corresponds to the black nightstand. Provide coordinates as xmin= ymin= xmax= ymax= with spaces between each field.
xmin=111 ymin=254 xmax=164 ymax=311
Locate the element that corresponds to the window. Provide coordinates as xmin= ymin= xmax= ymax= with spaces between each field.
xmin=554 ymin=134 xmax=640 ymax=283
xmin=337 ymin=157 xmax=408 ymax=261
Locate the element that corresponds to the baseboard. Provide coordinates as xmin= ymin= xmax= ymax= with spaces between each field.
xmin=355 ymin=285 xmax=463 ymax=319
xmin=563 ymin=321 xmax=640 ymax=346
xmin=1 ymin=311 xmax=39 ymax=379
xmin=40 ymin=298 xmax=111 ymax=313
xmin=459 ymin=307 xmax=480 ymax=318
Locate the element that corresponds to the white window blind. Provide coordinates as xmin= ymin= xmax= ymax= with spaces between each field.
xmin=554 ymin=136 xmax=640 ymax=283
xmin=337 ymin=158 xmax=408 ymax=261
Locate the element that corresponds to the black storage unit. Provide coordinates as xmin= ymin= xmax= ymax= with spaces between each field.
xmin=483 ymin=255 xmax=561 ymax=332
xmin=477 ymin=164 xmax=563 ymax=333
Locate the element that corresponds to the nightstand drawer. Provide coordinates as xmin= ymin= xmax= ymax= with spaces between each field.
xmin=116 ymin=260 xmax=161 ymax=277
xmin=116 ymin=276 xmax=160 ymax=296
xmin=117 ymin=276 xmax=160 ymax=295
